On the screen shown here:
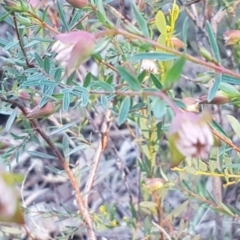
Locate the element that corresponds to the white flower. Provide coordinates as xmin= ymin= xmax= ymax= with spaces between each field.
xmin=140 ymin=59 xmax=158 ymax=73
xmin=169 ymin=111 xmax=214 ymax=160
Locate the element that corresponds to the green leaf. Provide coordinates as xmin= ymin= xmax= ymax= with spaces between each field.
xmin=84 ymin=73 xmax=92 ymax=88
xmin=62 ymin=91 xmax=70 ymax=112
xmin=151 ymin=98 xmax=166 ymax=119
xmin=116 ymin=66 xmax=141 ymax=91
xmin=207 ymin=74 xmax=222 ymax=102
xmin=49 ymin=122 xmax=76 ymax=136
xmin=210 ymin=120 xmax=228 ymax=138
xmin=155 ymin=11 xmax=167 ymax=34
xmin=132 ymin=52 xmax=177 ymax=61
xmin=150 ymin=73 xmax=162 ymax=89
xmin=62 ymin=134 xmax=69 ymax=162
xmin=27 ymin=151 xmax=57 ymax=159
xmin=218 ymin=202 xmax=234 ymax=216
xmin=54 ymin=68 xmax=63 ymax=81
xmin=163 ymin=56 xmax=185 ymax=89
xmin=132 ymin=3 xmax=149 ymax=38
xmin=57 ymin=0 xmax=69 ymax=32
xmin=222 ymin=74 xmax=240 ymax=85
xmin=93 ymin=81 xmax=114 ymax=92
xmin=227 ymin=115 xmax=240 ymax=139
xmin=0 ymin=11 xmax=12 ymax=23
xmin=219 ymin=82 xmax=239 ymax=97
xmin=206 ymin=21 xmax=221 ymax=63
xmin=6 ymin=108 xmax=18 ymax=132
xmin=43 ymin=56 xmax=50 ymax=73
xmin=118 ymin=97 xmax=131 ymax=126
xmin=101 ymin=95 xmax=109 ymax=109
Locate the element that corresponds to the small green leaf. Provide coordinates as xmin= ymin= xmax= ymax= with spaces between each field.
xmin=210 ymin=120 xmax=228 ymax=138
xmin=62 ymin=134 xmax=69 ymax=162
xmin=227 ymin=115 xmax=240 ymax=139
xmin=132 ymin=52 xmax=177 ymax=61
xmin=150 ymin=73 xmax=162 ymax=89
xmin=118 ymin=97 xmax=131 ymax=126
xmin=6 ymin=108 xmax=18 ymax=132
xmin=27 ymin=151 xmax=57 ymax=159
xmin=222 ymin=74 xmax=240 ymax=85
xmin=151 ymin=98 xmax=166 ymax=119
xmin=219 ymin=82 xmax=239 ymax=97
xmin=207 ymin=75 xmax=222 ymax=102
xmin=206 ymin=21 xmax=221 ymax=63
xmin=49 ymin=122 xmax=75 ymax=136
xmin=57 ymin=0 xmax=69 ymax=32
xmin=62 ymin=91 xmax=70 ymax=112
xmin=84 ymin=73 xmax=92 ymax=87
xmin=101 ymin=95 xmax=109 ymax=109
xmin=155 ymin=11 xmax=167 ymax=34
xmin=43 ymin=56 xmax=50 ymax=73
xmin=132 ymin=3 xmax=149 ymax=38
xmin=116 ymin=66 xmax=141 ymax=91
xmin=163 ymin=56 xmax=185 ymax=89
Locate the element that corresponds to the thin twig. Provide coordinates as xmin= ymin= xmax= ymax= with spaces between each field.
xmin=84 ymin=107 xmax=112 ymax=205
xmin=0 ymin=97 xmax=96 ymax=240
xmin=152 ymin=221 xmax=172 ymax=240
xmin=12 ymin=12 xmax=34 ymax=68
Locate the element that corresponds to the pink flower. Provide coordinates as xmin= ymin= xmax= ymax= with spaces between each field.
xmin=169 ymin=111 xmax=214 ymax=161
xmin=28 ymin=0 xmax=41 ymax=8
xmin=223 ymin=30 xmax=240 ymax=45
xmin=52 ymin=31 xmax=96 ymax=76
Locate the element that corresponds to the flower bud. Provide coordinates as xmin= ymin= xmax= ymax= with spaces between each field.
xmin=0 ymin=139 xmax=11 ymax=150
xmin=66 ymin=0 xmax=88 ymax=8
xmin=171 ymin=37 xmax=185 ymax=49
xmin=199 ymin=91 xmax=230 ymax=105
xmin=3 ymin=0 xmax=28 ymax=12
xmin=52 ymin=31 xmax=96 ymax=76
xmin=223 ymin=30 xmax=240 ymax=45
xmin=144 ymin=178 xmax=164 ymax=192
xmin=17 ymin=15 xmax=32 ymax=26
xmin=18 ymin=89 xmax=31 ymax=100
xmin=27 ymin=101 xmax=60 ymax=119
xmin=199 ymin=47 xmax=214 ymax=62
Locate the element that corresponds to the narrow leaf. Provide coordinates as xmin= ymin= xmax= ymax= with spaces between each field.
xmin=116 ymin=66 xmax=141 ymax=91
xmin=132 ymin=52 xmax=177 ymax=61
xmin=6 ymin=108 xmax=18 ymax=132
xmin=27 ymin=151 xmax=57 ymax=159
xmin=49 ymin=122 xmax=76 ymax=136
xmin=207 ymin=74 xmax=222 ymax=102
xmin=118 ymin=97 xmax=131 ymax=126
xmin=163 ymin=56 xmax=185 ymax=89
xmin=206 ymin=21 xmax=221 ymax=63
xmin=57 ymin=0 xmax=69 ymax=32
xmin=227 ymin=115 xmax=240 ymax=139
xmin=132 ymin=3 xmax=149 ymax=37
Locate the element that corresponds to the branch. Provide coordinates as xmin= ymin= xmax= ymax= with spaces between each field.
xmin=12 ymin=12 xmax=34 ymax=68
xmin=84 ymin=107 xmax=112 ymax=205
xmin=0 ymin=97 xmax=96 ymax=240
